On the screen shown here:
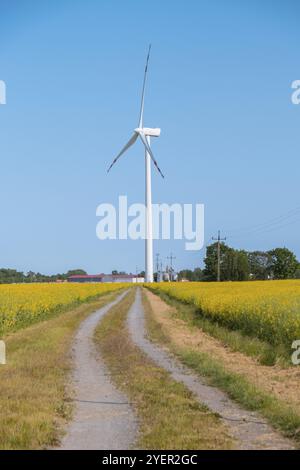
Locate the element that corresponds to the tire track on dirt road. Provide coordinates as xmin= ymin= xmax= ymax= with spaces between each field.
xmin=127 ymin=288 xmax=295 ymax=450
xmin=59 ymin=290 xmax=137 ymax=450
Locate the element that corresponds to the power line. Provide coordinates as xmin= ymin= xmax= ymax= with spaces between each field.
xmin=225 ymin=206 xmax=300 ymax=238
xmin=212 ymin=230 xmax=226 ymax=282
xmin=235 ymin=217 xmax=300 ymax=239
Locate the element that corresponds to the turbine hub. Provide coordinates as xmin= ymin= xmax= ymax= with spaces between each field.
xmin=134 ymin=127 xmax=161 ymax=137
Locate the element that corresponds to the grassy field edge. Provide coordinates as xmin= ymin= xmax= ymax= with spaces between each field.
xmin=0 ymin=290 xmax=121 ymax=450
xmin=143 ymin=289 xmax=300 ymax=445
xmin=146 ymin=287 xmax=290 ymax=366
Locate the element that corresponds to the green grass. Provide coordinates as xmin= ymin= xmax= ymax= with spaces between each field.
xmin=148 ymin=288 xmax=290 ymax=367
xmin=0 ymin=291 xmax=119 ymax=449
xmin=94 ymin=289 xmax=234 ymax=450
xmin=179 ymin=348 xmax=300 ymax=441
xmin=143 ymin=290 xmax=300 ymax=445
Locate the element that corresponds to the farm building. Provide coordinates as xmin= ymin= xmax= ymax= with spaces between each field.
xmin=67 ymin=274 xmax=144 ymax=283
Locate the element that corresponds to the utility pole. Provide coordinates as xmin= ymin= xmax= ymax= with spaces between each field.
xmin=212 ymin=231 xmax=226 ymax=282
xmin=167 ymin=252 xmax=176 ymax=281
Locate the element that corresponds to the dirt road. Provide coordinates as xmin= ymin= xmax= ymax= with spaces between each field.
xmin=59 ymin=291 xmax=137 ymax=450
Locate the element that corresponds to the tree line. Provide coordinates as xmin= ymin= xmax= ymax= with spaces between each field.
xmin=178 ymin=243 xmax=300 ymax=282
xmin=0 ymin=269 xmax=87 ymax=284
xmin=0 ymin=269 xmax=142 ymax=284
xmin=1 ymin=244 xmax=300 ymax=284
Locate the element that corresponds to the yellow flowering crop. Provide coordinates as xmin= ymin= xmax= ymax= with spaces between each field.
xmin=0 ymin=282 xmax=126 ymax=336
xmin=148 ymin=280 xmax=300 ymax=349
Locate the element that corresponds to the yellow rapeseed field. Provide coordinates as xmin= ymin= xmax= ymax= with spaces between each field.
xmin=149 ymin=280 xmax=300 ymax=348
xmin=0 ymin=282 xmax=125 ymax=335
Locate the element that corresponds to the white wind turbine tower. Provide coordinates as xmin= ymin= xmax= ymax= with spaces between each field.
xmin=107 ymin=45 xmax=164 ymax=283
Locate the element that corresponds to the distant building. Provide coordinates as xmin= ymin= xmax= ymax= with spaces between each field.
xmin=101 ymin=274 xmax=144 ymax=283
xmin=67 ymin=274 xmax=104 ymax=283
xmin=67 ymin=273 xmax=144 ymax=283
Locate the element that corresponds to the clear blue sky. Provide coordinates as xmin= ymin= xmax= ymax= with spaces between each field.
xmin=0 ymin=0 xmax=300 ymax=275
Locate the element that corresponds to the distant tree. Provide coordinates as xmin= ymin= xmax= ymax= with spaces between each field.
xmin=178 ymin=269 xmax=194 ymax=281
xmin=236 ymin=250 xmax=250 ymax=281
xmin=203 ymin=243 xmax=218 ymax=281
xmin=26 ymin=270 xmax=36 ymax=280
xmin=0 ymin=268 xmax=25 ymax=284
xmin=193 ymin=267 xmax=203 ymax=281
xmin=294 ymin=263 xmax=300 ymax=279
xmin=247 ymin=251 xmax=271 ymax=280
xmin=224 ymin=249 xmax=249 ymax=281
xmin=268 ymin=247 xmax=298 ymax=279
xmin=0 ymin=267 xmax=87 ymax=284
xmin=203 ymin=243 xmax=249 ymax=281
xmin=177 ymin=268 xmax=203 ymax=282
xmin=221 ymin=247 xmax=236 ymax=281
xmin=66 ymin=269 xmax=87 ymax=277
xmin=203 ymin=242 xmax=231 ymax=281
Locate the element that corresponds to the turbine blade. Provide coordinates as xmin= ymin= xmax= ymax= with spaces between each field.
xmin=138 ymin=44 xmax=151 ymax=128
xmin=107 ymin=133 xmax=138 ymax=173
xmin=139 ymin=132 xmax=164 ymax=179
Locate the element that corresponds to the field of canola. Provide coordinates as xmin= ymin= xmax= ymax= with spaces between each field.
xmin=0 ymin=282 xmax=125 ymax=336
xmin=149 ymin=280 xmax=300 ymax=349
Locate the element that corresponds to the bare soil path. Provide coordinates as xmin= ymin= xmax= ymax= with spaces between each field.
xmin=59 ymin=290 xmax=137 ymax=450
xmin=127 ymin=288 xmax=295 ymax=450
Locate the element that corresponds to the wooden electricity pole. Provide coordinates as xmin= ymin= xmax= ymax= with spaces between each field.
xmin=212 ymin=231 xmax=226 ymax=282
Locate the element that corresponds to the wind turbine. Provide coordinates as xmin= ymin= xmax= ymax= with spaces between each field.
xmin=107 ymin=45 xmax=164 ymax=283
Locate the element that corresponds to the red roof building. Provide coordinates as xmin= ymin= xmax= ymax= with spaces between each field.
xmin=67 ymin=273 xmax=144 ymax=283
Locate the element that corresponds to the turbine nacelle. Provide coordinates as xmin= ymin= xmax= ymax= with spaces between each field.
xmin=107 ymin=126 xmax=164 ymax=178
xmin=134 ymin=127 xmax=161 ymax=138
